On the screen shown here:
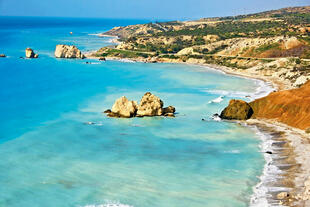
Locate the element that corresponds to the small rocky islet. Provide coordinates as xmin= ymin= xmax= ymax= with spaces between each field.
xmin=55 ymin=44 xmax=85 ymax=59
xmin=104 ymin=92 xmax=176 ymax=118
xmin=25 ymin=48 xmax=38 ymax=58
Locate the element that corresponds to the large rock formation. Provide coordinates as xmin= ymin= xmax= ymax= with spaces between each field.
xmin=54 ymin=45 xmax=85 ymax=59
xmin=109 ymin=96 xmax=137 ymax=118
xmin=250 ymin=80 xmax=310 ymax=130
xmin=136 ymin=92 xmax=164 ymax=116
xmin=220 ymin=99 xmax=254 ymax=120
xmin=220 ymin=80 xmax=310 ymax=130
xmin=25 ymin=48 xmax=38 ymax=58
xmin=105 ymin=92 xmax=176 ymax=118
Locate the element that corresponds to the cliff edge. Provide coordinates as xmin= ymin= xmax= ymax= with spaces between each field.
xmin=249 ymin=80 xmax=310 ymax=130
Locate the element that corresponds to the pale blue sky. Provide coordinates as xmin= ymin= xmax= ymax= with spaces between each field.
xmin=0 ymin=0 xmax=309 ymax=20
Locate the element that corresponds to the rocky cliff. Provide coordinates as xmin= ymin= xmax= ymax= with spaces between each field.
xmin=249 ymin=80 xmax=310 ymax=130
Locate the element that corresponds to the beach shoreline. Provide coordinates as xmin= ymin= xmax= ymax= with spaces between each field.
xmin=85 ymin=42 xmax=309 ymax=206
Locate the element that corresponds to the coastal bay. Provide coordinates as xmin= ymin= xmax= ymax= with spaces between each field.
xmin=0 ymin=17 xmax=279 ymax=207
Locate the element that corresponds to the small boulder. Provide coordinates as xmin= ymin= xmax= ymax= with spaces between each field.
xmin=220 ymin=99 xmax=254 ymax=120
xmin=55 ymin=45 xmax=85 ymax=59
xmin=163 ymin=106 xmax=176 ymax=114
xmin=110 ymin=96 xmax=138 ymax=118
xmin=103 ymin=109 xmax=112 ymax=113
xmin=0 ymin=54 xmax=6 ymax=58
xmin=136 ymin=92 xmax=163 ymax=117
xmin=277 ymin=192 xmax=289 ymax=199
xmin=25 ymin=48 xmax=38 ymax=58
xmin=99 ymin=57 xmax=106 ymax=61
xmin=306 ymin=128 xmax=310 ymax=134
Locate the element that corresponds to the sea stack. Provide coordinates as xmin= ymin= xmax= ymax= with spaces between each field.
xmin=25 ymin=48 xmax=38 ymax=58
xmin=136 ymin=92 xmax=164 ymax=117
xmin=105 ymin=92 xmax=176 ymax=118
xmin=54 ymin=45 xmax=85 ymax=59
xmin=220 ymin=99 xmax=254 ymax=120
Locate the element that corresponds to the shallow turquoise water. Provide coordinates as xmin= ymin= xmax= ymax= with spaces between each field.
xmin=0 ymin=17 xmax=265 ymax=207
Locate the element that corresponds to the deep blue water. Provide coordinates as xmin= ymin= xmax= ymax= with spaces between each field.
xmin=0 ymin=17 xmax=265 ymax=207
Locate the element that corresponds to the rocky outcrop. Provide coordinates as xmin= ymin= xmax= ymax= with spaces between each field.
xmin=105 ymin=92 xmax=176 ymax=118
xmin=249 ymin=80 xmax=310 ymax=130
xmin=163 ymin=106 xmax=176 ymax=114
xmin=55 ymin=45 xmax=85 ymax=59
xmin=293 ymin=75 xmax=310 ymax=87
xmin=219 ymin=81 xmax=310 ymax=130
xmin=25 ymin=48 xmax=38 ymax=58
xmin=220 ymin=99 xmax=254 ymax=120
xmin=109 ymin=96 xmax=138 ymax=118
xmin=136 ymin=92 xmax=164 ymax=116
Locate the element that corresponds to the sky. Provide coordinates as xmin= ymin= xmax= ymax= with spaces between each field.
xmin=0 ymin=0 xmax=309 ymax=20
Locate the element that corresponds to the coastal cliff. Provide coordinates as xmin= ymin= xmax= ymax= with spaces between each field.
xmin=91 ymin=6 xmax=310 ymax=89
xmin=250 ymin=80 xmax=310 ymax=130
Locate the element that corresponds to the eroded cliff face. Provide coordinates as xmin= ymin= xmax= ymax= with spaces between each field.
xmin=249 ymin=80 xmax=310 ymax=130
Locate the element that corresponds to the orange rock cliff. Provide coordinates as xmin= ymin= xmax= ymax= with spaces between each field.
xmin=249 ymin=80 xmax=310 ymax=130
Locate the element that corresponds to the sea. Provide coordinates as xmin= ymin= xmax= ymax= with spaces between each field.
xmin=0 ymin=17 xmax=274 ymax=207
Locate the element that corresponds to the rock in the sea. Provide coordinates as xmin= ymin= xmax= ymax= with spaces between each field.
xmin=54 ymin=45 xmax=85 ymax=59
xmin=103 ymin=109 xmax=112 ymax=113
xmin=106 ymin=92 xmax=176 ymax=118
xmin=220 ymin=99 xmax=254 ymax=120
xmin=110 ymin=96 xmax=138 ymax=118
xmin=0 ymin=54 xmax=6 ymax=58
xmin=163 ymin=106 xmax=176 ymax=114
xmin=25 ymin=48 xmax=38 ymax=58
xmin=136 ymin=92 xmax=163 ymax=117
xmin=99 ymin=57 xmax=106 ymax=61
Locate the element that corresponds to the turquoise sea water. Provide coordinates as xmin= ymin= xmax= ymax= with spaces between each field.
xmin=0 ymin=17 xmax=266 ymax=207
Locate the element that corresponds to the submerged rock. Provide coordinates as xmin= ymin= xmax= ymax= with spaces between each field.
xmin=136 ymin=92 xmax=163 ymax=117
xmin=110 ymin=96 xmax=138 ymax=118
xmin=164 ymin=113 xmax=175 ymax=117
xmin=25 ymin=48 xmax=38 ymax=58
xmin=55 ymin=45 xmax=85 ymax=59
xmin=220 ymin=99 xmax=253 ymax=120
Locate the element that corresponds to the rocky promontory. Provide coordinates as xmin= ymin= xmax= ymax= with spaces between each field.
xmin=250 ymin=80 xmax=310 ymax=130
xmin=105 ymin=92 xmax=176 ymax=118
xmin=55 ymin=45 xmax=85 ymax=59
xmin=220 ymin=80 xmax=310 ymax=130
